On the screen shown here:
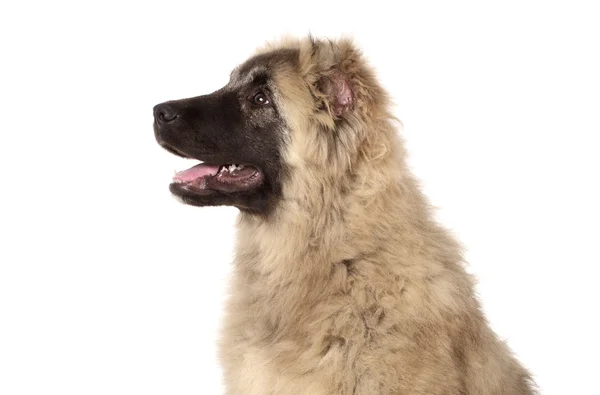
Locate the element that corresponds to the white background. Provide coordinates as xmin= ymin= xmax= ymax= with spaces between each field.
xmin=1 ymin=1 xmax=599 ymax=394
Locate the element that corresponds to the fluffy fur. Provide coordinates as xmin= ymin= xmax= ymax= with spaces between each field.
xmin=214 ymin=37 xmax=535 ymax=394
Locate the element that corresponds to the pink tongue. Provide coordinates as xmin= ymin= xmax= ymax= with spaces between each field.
xmin=173 ymin=163 xmax=220 ymax=182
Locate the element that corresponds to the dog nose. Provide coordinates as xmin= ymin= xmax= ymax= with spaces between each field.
xmin=154 ymin=103 xmax=178 ymax=124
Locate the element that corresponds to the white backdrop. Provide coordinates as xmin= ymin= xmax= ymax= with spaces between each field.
xmin=1 ymin=1 xmax=599 ymax=394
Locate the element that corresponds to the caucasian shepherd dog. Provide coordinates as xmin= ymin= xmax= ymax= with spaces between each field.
xmin=154 ymin=36 xmax=535 ymax=395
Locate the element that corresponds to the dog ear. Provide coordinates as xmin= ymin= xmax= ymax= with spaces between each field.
xmin=306 ymin=37 xmax=355 ymax=118
xmin=302 ymin=37 xmax=387 ymax=123
xmin=318 ymin=71 xmax=354 ymax=117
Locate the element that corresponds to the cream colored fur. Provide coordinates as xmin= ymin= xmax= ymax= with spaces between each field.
xmin=219 ymin=37 xmax=535 ymax=394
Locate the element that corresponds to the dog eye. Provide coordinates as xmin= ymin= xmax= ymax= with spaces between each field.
xmin=249 ymin=91 xmax=270 ymax=106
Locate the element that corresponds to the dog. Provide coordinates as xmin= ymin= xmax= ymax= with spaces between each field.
xmin=154 ymin=36 xmax=535 ymax=395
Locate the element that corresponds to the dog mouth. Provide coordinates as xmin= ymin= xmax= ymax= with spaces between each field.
xmin=171 ymin=162 xmax=264 ymax=195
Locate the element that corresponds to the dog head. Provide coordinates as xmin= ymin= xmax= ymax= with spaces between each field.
xmin=154 ymin=37 xmax=388 ymax=216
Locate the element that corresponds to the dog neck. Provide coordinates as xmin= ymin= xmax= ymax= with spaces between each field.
xmin=235 ymin=122 xmax=452 ymax=280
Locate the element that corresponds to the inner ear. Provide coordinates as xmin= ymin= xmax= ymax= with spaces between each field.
xmin=319 ymin=72 xmax=354 ymax=117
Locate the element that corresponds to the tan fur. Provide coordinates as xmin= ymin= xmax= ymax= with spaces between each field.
xmin=219 ymin=37 xmax=535 ymax=394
